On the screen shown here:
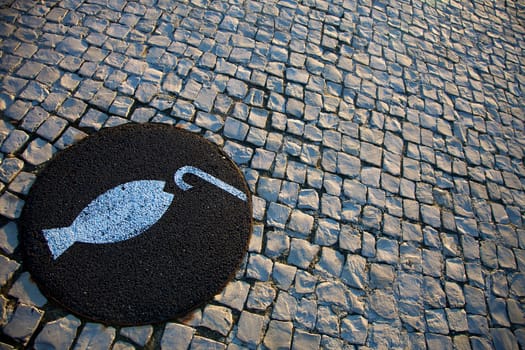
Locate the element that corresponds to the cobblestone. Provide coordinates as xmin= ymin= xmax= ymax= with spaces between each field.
xmin=161 ymin=323 xmax=194 ymax=350
xmin=0 ymin=254 xmax=19 ymax=287
xmin=2 ymin=303 xmax=43 ymax=346
xmin=1 ymin=130 xmax=29 ymax=155
xmin=0 ymin=158 xmax=23 ymax=184
xmin=246 ymin=282 xmax=275 ymax=311
xmin=34 ymin=315 xmax=81 ymax=350
xmin=246 ymin=253 xmax=273 ymax=281
xmin=0 ymin=0 xmax=524 ymax=348
xmin=263 ymin=320 xmax=293 ymax=350
xmin=0 ymin=191 xmax=24 ymax=219
xmin=0 ymin=222 xmax=19 ymax=255
xmin=291 ymin=329 xmax=321 ymax=350
xmin=236 ymin=311 xmax=265 ymax=346
xmin=120 ymin=325 xmax=152 ymax=347
xmin=8 ymin=272 xmax=47 ymax=308
xmin=214 ymin=280 xmax=249 ymax=312
xmin=201 ymin=304 xmax=233 ymax=336
xmin=287 ymin=238 xmax=319 ymax=269
xmin=74 ymin=323 xmax=116 ymax=350
xmin=265 ymin=230 xmax=289 ymax=258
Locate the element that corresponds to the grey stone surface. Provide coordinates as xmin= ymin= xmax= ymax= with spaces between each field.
xmin=316 ymin=281 xmax=350 ymax=312
xmin=266 ymin=202 xmax=291 ymax=229
xmin=287 ymin=238 xmax=319 ymax=269
xmin=0 ymin=158 xmax=23 ymax=184
xmin=341 ymin=254 xmax=367 ymax=290
xmin=0 ymin=222 xmax=19 ymax=255
xmin=79 ymin=109 xmax=109 ymax=130
xmin=246 ymin=282 xmax=276 ymax=311
xmin=265 ymin=230 xmax=289 ymax=258
xmin=0 ymin=0 xmax=523 ymax=347
xmin=223 ymin=141 xmax=253 ymax=165
xmin=2 ymin=303 xmax=44 ymax=345
xmin=20 ymin=138 xmax=56 ymax=165
xmin=298 ymin=188 xmax=319 ymax=211
xmin=1 ymin=130 xmax=30 ymax=155
xmin=57 ymin=97 xmax=87 ymax=122
xmin=272 ymin=262 xmax=297 ymax=291
xmin=0 ymin=192 xmax=24 ymax=219
xmin=263 ymin=320 xmax=293 ymax=350
xmin=236 ymin=311 xmax=265 ymax=346
xmin=294 ymin=297 xmax=317 ymax=330
xmin=315 ymin=218 xmax=339 ymax=246
xmin=201 ymin=305 xmax=233 ymax=336
xmin=316 ymin=305 xmax=340 ymax=337
xmin=195 ymin=112 xmax=224 ymax=132
xmin=491 ymin=328 xmax=519 ymax=350
xmin=223 ymin=117 xmax=249 ymax=141
xmin=54 ymin=127 xmax=88 ymax=150
xmin=446 ymin=281 xmax=466 ymax=308
xmin=426 ymin=309 xmax=449 ymax=335
xmin=288 ymin=209 xmax=314 ymax=235
xmin=190 ymin=336 xmax=226 ymax=350
xmin=246 ymin=253 xmax=273 ymax=281
xmin=291 ymin=329 xmax=321 ymax=350
xmin=214 ymin=280 xmax=250 ymax=311
xmin=110 ymin=96 xmax=134 ymax=117
xmin=272 ymin=291 xmax=298 ymax=321
xmin=74 ymin=323 xmax=116 ymax=350
xmin=34 ymin=315 xmax=81 ymax=350
xmin=341 ymin=315 xmax=368 ymax=345
xmin=161 ymin=323 xmax=195 ymax=350
xmin=370 ymin=289 xmax=398 ymax=320
xmin=120 ymin=325 xmax=153 ymax=347
xmin=111 ymin=342 xmax=135 ymax=350
xmin=315 ymin=247 xmax=344 ymax=278
xmin=0 ymin=254 xmax=19 ymax=287
xmin=251 ymin=149 xmax=275 ymax=171
xmin=8 ymin=272 xmax=47 ymax=307
xmin=57 ymin=37 xmax=88 ymax=56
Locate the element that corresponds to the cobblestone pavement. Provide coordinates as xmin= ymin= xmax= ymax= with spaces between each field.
xmin=0 ymin=0 xmax=524 ymax=348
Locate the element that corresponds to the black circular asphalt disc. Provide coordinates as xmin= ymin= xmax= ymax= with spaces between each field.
xmin=20 ymin=123 xmax=252 ymax=325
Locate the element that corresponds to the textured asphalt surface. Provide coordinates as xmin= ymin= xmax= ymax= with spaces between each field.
xmin=20 ymin=123 xmax=253 ymax=326
xmin=0 ymin=0 xmax=524 ymax=349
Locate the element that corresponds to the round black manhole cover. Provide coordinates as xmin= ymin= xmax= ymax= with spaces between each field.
xmin=20 ymin=123 xmax=252 ymax=325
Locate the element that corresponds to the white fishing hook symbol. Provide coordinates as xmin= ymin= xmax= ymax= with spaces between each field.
xmin=174 ymin=166 xmax=247 ymax=202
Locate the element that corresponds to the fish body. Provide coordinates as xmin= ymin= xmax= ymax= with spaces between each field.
xmin=43 ymin=180 xmax=174 ymax=259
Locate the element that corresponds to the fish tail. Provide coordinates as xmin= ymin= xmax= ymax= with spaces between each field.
xmin=42 ymin=226 xmax=75 ymax=260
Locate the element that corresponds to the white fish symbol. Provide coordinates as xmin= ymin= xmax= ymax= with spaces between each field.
xmin=43 ymin=180 xmax=174 ymax=260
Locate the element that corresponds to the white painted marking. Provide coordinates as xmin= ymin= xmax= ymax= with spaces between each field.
xmin=43 ymin=166 xmax=246 ymax=259
xmin=43 ymin=180 xmax=174 ymax=259
xmin=174 ymin=166 xmax=247 ymax=202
